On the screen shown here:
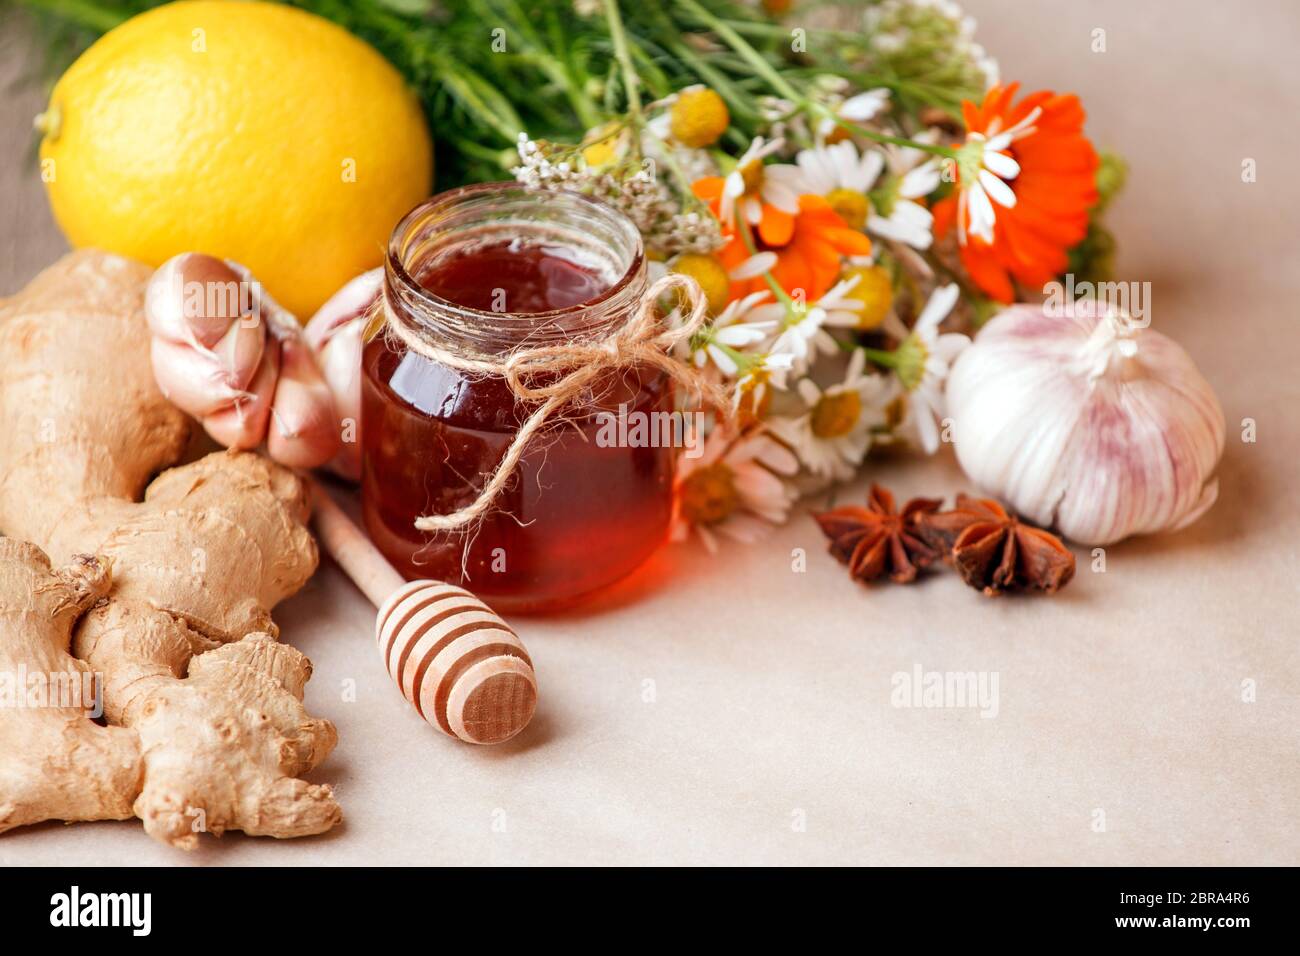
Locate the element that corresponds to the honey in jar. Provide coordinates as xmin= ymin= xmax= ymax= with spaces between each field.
xmin=361 ymin=184 xmax=674 ymax=612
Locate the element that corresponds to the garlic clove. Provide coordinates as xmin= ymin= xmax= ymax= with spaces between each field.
xmin=206 ymin=316 xmax=267 ymax=393
xmin=266 ymin=337 xmax=341 ymax=469
xmin=145 ymin=253 xmax=247 ymax=349
xmin=304 ymin=267 xmax=379 ymax=481
xmin=150 ymin=336 xmax=253 ymax=417
xmin=304 ymin=268 xmax=380 ymax=350
xmin=314 ymin=319 xmax=365 ymax=479
xmin=203 ymin=338 xmax=281 ymax=451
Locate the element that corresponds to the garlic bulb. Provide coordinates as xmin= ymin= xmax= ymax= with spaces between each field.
xmin=946 ymin=299 xmax=1225 ymax=545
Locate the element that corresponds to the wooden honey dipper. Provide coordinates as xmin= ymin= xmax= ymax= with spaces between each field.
xmin=308 ymin=480 xmax=537 ymax=745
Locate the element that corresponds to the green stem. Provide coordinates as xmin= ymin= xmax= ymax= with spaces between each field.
xmin=679 ymin=0 xmax=954 ymax=158
xmin=495 ymin=0 xmax=602 ymax=130
xmin=828 ymin=114 xmax=956 ymax=157
xmin=16 ymin=0 xmax=127 ymax=33
xmin=856 ymin=345 xmax=899 ymax=369
xmin=431 ymin=54 xmax=523 ymax=142
xmin=603 ymin=0 xmax=644 ymax=125
xmin=677 ymin=0 xmax=803 ymax=105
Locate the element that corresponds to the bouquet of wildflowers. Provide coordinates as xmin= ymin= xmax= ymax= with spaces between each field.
xmin=497 ymin=1 xmax=1122 ymax=548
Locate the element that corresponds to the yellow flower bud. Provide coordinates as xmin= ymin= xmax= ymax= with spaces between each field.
xmin=671 ymin=252 xmax=731 ymax=316
xmin=581 ymin=122 xmax=625 ymax=168
xmin=670 ymin=88 xmax=730 ymax=149
xmin=841 ymin=265 xmax=893 ymax=330
xmin=826 ymin=188 xmax=870 ymax=231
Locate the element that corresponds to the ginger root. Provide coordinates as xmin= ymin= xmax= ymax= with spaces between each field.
xmin=0 ymin=543 xmax=141 ymax=833
xmin=0 ymin=251 xmax=341 ymax=848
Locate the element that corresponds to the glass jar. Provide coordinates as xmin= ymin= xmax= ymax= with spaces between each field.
xmin=361 ymin=183 xmax=674 ymax=613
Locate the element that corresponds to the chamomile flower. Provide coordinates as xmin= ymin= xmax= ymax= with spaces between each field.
xmin=668 ymin=86 xmax=730 ymax=149
xmin=671 ymin=427 xmax=799 ymax=551
xmin=891 ymin=283 xmax=970 ymax=454
xmin=867 ymin=140 xmax=943 ymax=249
xmin=755 ymin=299 xmax=836 ymax=375
xmin=734 ymin=350 xmax=794 ymax=416
xmin=795 ymin=141 xmax=884 ymax=230
xmin=688 ymin=291 xmax=778 ymax=376
xmin=796 ymin=139 xmax=940 ymax=250
xmin=756 ymin=277 xmax=863 ymax=374
xmin=818 ymin=87 xmax=892 ymax=137
xmin=809 ymin=274 xmax=868 ymax=327
xmin=768 ymin=349 xmax=892 ymax=481
xmin=660 ymin=250 xmax=777 ymax=328
xmin=822 ymin=264 xmax=896 ymax=332
xmin=693 ymin=137 xmax=804 ymax=235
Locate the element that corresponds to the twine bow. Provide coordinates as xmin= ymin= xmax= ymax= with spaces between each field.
xmin=380 ymin=272 xmax=728 ymax=533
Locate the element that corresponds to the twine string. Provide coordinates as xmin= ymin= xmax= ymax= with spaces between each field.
xmin=380 ymin=272 xmax=727 ymax=533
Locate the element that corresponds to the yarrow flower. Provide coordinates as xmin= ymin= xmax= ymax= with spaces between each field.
xmin=866 ymin=0 xmax=999 ymax=94
xmin=515 ymin=132 xmax=723 ymax=257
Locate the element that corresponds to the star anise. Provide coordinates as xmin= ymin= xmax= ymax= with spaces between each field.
xmin=813 ymin=484 xmax=944 ymax=584
xmin=917 ymin=495 xmax=1075 ymax=595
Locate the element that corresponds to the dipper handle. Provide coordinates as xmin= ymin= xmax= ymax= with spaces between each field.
xmin=309 ymin=481 xmax=405 ymax=606
xmin=308 ymin=479 xmax=538 ymax=745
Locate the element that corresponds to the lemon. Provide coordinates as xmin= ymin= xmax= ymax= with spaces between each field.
xmin=38 ymin=1 xmax=432 ymax=318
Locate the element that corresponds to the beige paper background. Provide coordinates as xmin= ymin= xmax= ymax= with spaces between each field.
xmin=0 ymin=0 xmax=1296 ymax=866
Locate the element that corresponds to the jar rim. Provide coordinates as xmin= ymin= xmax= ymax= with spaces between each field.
xmin=385 ymin=182 xmax=646 ymax=331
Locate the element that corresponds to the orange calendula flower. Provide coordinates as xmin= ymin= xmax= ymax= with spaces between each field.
xmin=933 ymin=82 xmax=1099 ymax=303
xmin=695 ymin=178 xmax=872 ymax=302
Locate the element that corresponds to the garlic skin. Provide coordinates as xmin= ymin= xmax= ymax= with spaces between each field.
xmin=946 ymin=300 xmax=1225 ymax=545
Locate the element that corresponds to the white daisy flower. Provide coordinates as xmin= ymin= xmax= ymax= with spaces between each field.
xmin=671 ymin=427 xmax=800 ymax=551
xmin=809 ymin=274 xmax=867 ymax=328
xmin=753 ymin=275 xmax=869 ymax=375
xmin=867 ymin=140 xmax=943 ymax=249
xmin=795 ymin=139 xmax=941 ymax=250
xmin=754 ymin=299 xmax=837 ymax=375
xmin=954 ymin=106 xmax=1041 ymax=244
xmin=734 ymin=350 xmax=795 ymax=412
xmin=892 ymin=283 xmax=970 ymax=454
xmin=720 ymin=136 xmax=805 ymax=229
xmin=689 ymin=291 xmax=778 ymax=376
xmin=767 ymin=349 xmax=893 ymax=482
xmin=796 ymin=140 xmax=885 ymax=200
xmin=818 ymin=87 xmax=892 ymax=137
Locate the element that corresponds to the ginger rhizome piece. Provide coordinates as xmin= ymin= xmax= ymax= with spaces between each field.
xmin=0 ymin=251 xmax=341 ymax=848
xmin=0 ymin=543 xmax=141 ymax=832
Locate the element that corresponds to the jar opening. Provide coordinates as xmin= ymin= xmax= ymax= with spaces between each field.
xmin=385 ymin=183 xmax=646 ymax=354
